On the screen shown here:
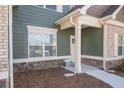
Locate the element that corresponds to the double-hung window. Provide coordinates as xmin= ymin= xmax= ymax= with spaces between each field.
xmin=28 ymin=26 xmax=57 ymax=58
xmin=118 ymin=35 xmax=124 ymax=56
xmin=36 ymin=5 xmax=63 ymax=12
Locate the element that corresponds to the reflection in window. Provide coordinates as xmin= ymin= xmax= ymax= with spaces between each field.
xmin=29 ymin=31 xmax=57 ymax=57
xmin=45 ymin=46 xmax=56 ymax=56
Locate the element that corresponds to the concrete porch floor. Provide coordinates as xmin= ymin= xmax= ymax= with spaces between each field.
xmin=64 ymin=64 xmax=124 ymax=88
xmin=63 ymin=64 xmax=98 ymax=73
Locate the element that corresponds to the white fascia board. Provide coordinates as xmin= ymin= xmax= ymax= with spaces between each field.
xmin=105 ymin=19 xmax=124 ymax=28
xmin=55 ymin=9 xmax=81 ymax=25
xmin=112 ymin=5 xmax=123 ymax=19
xmin=80 ymin=5 xmax=92 ymax=14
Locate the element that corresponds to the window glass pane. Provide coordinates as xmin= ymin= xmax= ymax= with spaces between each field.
xmin=122 ymin=36 xmax=124 ymax=45
xmin=29 ymin=32 xmax=43 ymax=46
xmin=118 ymin=46 xmax=122 ymax=56
xmin=45 ymin=46 xmax=56 ymax=56
xmin=118 ymin=35 xmax=122 ymax=45
xmin=37 ymin=5 xmax=43 ymax=7
xmin=30 ymin=46 xmax=43 ymax=57
xmin=122 ymin=46 xmax=124 ymax=55
xmin=45 ymin=34 xmax=56 ymax=46
xmin=46 ymin=5 xmax=56 ymax=10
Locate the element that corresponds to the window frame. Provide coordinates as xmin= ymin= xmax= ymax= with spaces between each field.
xmin=116 ymin=33 xmax=124 ymax=56
xmin=27 ymin=26 xmax=57 ymax=58
xmin=34 ymin=5 xmax=63 ymax=13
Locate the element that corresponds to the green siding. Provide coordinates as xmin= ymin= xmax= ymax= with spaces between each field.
xmin=57 ymin=28 xmax=74 ymax=56
xmin=13 ymin=5 xmax=70 ymax=59
xmin=81 ymin=27 xmax=103 ymax=56
xmin=13 ymin=5 xmax=103 ymax=59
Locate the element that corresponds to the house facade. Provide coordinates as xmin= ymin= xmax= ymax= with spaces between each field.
xmin=1 ymin=5 xmax=124 ymax=87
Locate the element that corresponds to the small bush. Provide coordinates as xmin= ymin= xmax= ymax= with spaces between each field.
xmin=115 ymin=61 xmax=124 ymax=72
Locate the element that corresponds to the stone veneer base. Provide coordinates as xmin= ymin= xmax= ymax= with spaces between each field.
xmin=0 ymin=79 xmax=6 ymax=88
xmin=14 ymin=58 xmax=123 ymax=73
xmin=81 ymin=58 xmax=123 ymax=69
xmin=14 ymin=60 xmax=64 ymax=73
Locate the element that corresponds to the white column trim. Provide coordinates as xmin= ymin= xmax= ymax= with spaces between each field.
xmin=103 ymin=24 xmax=107 ymax=70
xmin=9 ymin=5 xmax=13 ymax=88
xmin=75 ymin=24 xmax=81 ymax=73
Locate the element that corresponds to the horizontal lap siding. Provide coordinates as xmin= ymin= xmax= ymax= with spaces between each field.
xmin=81 ymin=27 xmax=103 ymax=56
xmin=57 ymin=28 xmax=74 ymax=56
xmin=13 ymin=5 xmax=70 ymax=59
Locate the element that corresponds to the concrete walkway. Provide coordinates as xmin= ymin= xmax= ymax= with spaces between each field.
xmin=85 ymin=69 xmax=124 ymax=88
xmin=64 ymin=64 xmax=124 ymax=88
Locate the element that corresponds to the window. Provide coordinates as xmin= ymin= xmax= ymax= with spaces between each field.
xmin=118 ymin=35 xmax=124 ymax=56
xmin=28 ymin=26 xmax=57 ymax=58
xmin=35 ymin=5 xmax=63 ymax=12
xmin=70 ymin=5 xmax=75 ymax=10
xmin=46 ymin=5 xmax=57 ymax=10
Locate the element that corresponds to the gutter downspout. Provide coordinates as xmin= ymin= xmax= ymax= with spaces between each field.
xmin=8 ymin=5 xmax=13 ymax=88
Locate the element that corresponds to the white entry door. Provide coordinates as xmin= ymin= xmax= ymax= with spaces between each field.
xmin=70 ymin=35 xmax=75 ymax=63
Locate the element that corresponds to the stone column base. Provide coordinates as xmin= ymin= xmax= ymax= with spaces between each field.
xmin=14 ymin=60 xmax=64 ymax=73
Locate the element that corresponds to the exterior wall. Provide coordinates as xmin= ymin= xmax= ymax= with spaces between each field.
xmin=82 ymin=58 xmax=123 ymax=69
xmin=0 ymin=6 xmax=9 ymax=88
xmin=14 ymin=60 xmax=64 ymax=73
xmin=81 ymin=27 xmax=103 ymax=56
xmin=13 ymin=5 xmax=71 ymax=59
xmin=107 ymin=24 xmax=124 ymax=57
xmin=57 ymin=28 xmax=74 ymax=56
xmin=81 ymin=58 xmax=103 ymax=68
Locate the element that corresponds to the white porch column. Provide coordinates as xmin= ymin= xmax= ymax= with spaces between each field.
xmin=103 ymin=24 xmax=107 ymax=70
xmin=75 ymin=24 xmax=81 ymax=73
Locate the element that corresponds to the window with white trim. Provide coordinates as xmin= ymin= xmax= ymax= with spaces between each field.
xmin=37 ymin=5 xmax=63 ymax=12
xmin=28 ymin=27 xmax=57 ymax=58
xmin=70 ymin=5 xmax=75 ymax=10
xmin=118 ymin=35 xmax=124 ymax=56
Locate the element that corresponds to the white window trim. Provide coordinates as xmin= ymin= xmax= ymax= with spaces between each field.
xmin=33 ymin=5 xmax=63 ymax=13
xmin=13 ymin=56 xmax=71 ymax=63
xmin=115 ymin=33 xmax=118 ymax=56
xmin=27 ymin=26 xmax=57 ymax=59
xmin=115 ymin=33 xmax=124 ymax=56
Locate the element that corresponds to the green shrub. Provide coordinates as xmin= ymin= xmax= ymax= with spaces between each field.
xmin=115 ymin=60 xmax=124 ymax=72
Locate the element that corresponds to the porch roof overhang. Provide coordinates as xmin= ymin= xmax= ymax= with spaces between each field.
xmin=55 ymin=9 xmax=102 ymax=30
xmin=55 ymin=5 xmax=124 ymax=30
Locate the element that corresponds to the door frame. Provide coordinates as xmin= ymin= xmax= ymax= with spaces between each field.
xmin=70 ymin=35 xmax=75 ymax=56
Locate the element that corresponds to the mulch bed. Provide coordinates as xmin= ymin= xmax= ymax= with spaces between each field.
xmin=14 ymin=67 xmax=112 ymax=88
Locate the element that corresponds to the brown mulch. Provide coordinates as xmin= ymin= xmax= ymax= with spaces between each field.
xmin=14 ymin=67 xmax=112 ymax=88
